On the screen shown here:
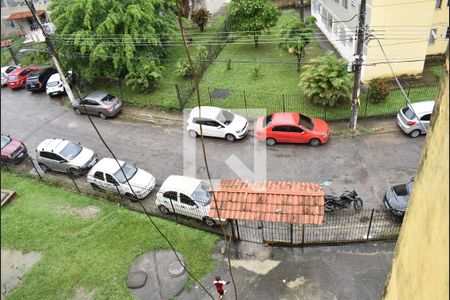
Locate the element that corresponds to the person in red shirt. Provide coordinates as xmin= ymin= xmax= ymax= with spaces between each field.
xmin=213 ymin=276 xmax=230 ymax=299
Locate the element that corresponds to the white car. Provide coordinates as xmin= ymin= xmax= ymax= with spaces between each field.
xmin=1 ymin=65 xmax=20 ymax=86
xmin=186 ymin=106 xmax=249 ymax=142
xmin=87 ymin=158 xmax=156 ymax=201
xmin=397 ymin=100 xmax=435 ymax=138
xmin=46 ymin=73 xmax=65 ymax=96
xmin=156 ymin=175 xmax=221 ymax=226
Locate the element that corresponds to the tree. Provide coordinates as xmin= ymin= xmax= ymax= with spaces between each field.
xmin=299 ymin=52 xmax=352 ymax=107
xmin=227 ymin=0 xmax=280 ymax=47
xmin=49 ymin=0 xmax=177 ymax=91
xmin=191 ymin=7 xmax=211 ymax=32
xmin=279 ymin=16 xmax=316 ymax=72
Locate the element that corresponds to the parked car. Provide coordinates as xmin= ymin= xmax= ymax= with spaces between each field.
xmin=397 ymin=101 xmax=435 ymax=138
xmin=73 ymin=91 xmax=123 ymax=119
xmin=87 ymin=158 xmax=155 ymax=200
xmin=383 ymin=177 xmax=414 ymax=219
xmin=46 ymin=73 xmax=66 ymax=96
xmin=36 ymin=138 xmax=97 ymax=176
xmin=1 ymin=65 xmax=20 ymax=86
xmin=255 ymin=112 xmax=330 ymax=146
xmin=6 ymin=67 xmax=38 ymax=89
xmin=186 ymin=106 xmax=249 ymax=142
xmin=1 ymin=134 xmax=28 ymax=164
xmin=26 ymin=67 xmax=57 ymax=92
xmin=156 ymin=175 xmax=220 ymax=226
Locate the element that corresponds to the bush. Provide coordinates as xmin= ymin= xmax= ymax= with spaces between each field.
xmin=368 ymin=78 xmax=390 ymax=103
xmin=191 ymin=8 xmax=211 ymax=32
xmin=249 ymin=64 xmax=263 ymax=78
xmin=176 ymin=45 xmax=210 ymax=78
xmin=176 ymin=59 xmax=194 ymax=78
xmin=124 ymin=61 xmax=163 ymax=93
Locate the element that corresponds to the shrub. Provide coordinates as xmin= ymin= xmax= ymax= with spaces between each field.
xmin=249 ymin=64 xmax=263 ymax=78
xmin=176 ymin=59 xmax=194 ymax=78
xmin=191 ymin=8 xmax=211 ymax=32
xmin=368 ymin=78 xmax=390 ymax=103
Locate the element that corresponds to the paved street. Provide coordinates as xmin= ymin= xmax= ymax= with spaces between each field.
xmin=1 ymin=88 xmax=424 ymax=208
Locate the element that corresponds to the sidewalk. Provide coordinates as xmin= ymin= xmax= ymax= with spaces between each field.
xmin=177 ymin=241 xmax=395 ymax=300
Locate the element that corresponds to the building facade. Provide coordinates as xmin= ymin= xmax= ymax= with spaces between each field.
xmin=311 ymin=0 xmax=449 ymax=81
xmin=1 ymin=0 xmax=51 ymax=37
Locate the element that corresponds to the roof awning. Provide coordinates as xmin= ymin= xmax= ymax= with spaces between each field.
xmin=209 ymin=179 xmax=325 ymax=225
xmin=7 ymin=10 xmax=45 ymax=21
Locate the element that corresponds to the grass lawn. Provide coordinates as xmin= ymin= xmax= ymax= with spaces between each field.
xmin=1 ymin=173 xmax=219 ymax=299
xmin=1 ymin=36 xmax=24 ymax=65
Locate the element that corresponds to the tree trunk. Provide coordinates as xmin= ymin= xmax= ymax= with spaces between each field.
xmin=254 ymin=33 xmax=259 ymax=47
xmin=182 ymin=0 xmax=190 ymax=17
xmin=296 ymin=54 xmax=301 ymax=72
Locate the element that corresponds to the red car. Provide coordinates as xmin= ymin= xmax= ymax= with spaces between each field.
xmin=6 ymin=67 xmax=38 ymax=89
xmin=1 ymin=134 xmax=28 ymax=164
xmin=255 ymin=113 xmax=330 ymax=147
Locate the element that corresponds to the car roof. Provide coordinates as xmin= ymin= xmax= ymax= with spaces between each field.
xmin=160 ymin=175 xmax=202 ymax=196
xmin=409 ymin=101 xmax=435 ymax=114
xmin=89 ymin=157 xmax=125 ymax=174
xmin=189 ymin=106 xmax=222 ymax=119
xmin=36 ymin=138 xmax=70 ymax=153
xmin=48 ymin=73 xmax=61 ymax=82
xmin=270 ymin=113 xmax=298 ymax=125
xmin=1 ymin=65 xmax=18 ymax=73
xmin=84 ymin=91 xmax=108 ymax=100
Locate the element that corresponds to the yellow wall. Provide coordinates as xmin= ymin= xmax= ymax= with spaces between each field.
xmin=382 ymin=56 xmax=449 ymax=299
xmin=427 ymin=3 xmax=450 ymax=55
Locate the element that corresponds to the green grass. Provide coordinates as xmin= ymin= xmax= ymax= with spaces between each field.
xmin=425 ymin=64 xmax=444 ymax=80
xmin=0 ymin=36 xmax=24 ymax=65
xmin=1 ymin=173 xmax=219 ymax=299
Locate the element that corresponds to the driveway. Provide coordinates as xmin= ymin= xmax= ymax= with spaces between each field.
xmin=1 ymin=88 xmax=424 ymax=208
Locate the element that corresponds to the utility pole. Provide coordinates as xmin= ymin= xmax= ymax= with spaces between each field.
xmin=299 ymin=0 xmax=304 ymax=20
xmin=24 ymin=0 xmax=77 ymax=105
xmin=349 ymin=0 xmax=366 ymax=132
xmin=8 ymin=47 xmax=19 ymax=65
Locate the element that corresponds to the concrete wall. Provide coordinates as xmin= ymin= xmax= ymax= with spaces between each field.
xmin=382 ymin=53 xmax=449 ymax=299
xmin=427 ymin=1 xmax=449 ymax=55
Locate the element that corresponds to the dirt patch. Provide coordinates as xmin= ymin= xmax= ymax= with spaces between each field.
xmin=1 ymin=250 xmax=42 ymax=297
xmin=72 ymin=286 xmax=96 ymax=300
xmin=59 ymin=205 xmax=100 ymax=219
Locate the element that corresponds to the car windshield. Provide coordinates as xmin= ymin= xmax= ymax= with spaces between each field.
xmin=402 ymin=106 xmax=416 ymax=120
xmin=47 ymin=80 xmax=59 ymax=87
xmin=114 ymin=163 xmax=138 ymax=183
xmin=192 ymin=181 xmax=212 ymax=206
xmin=216 ymin=110 xmax=235 ymax=125
xmin=263 ymin=114 xmax=273 ymax=127
xmin=298 ymin=114 xmax=314 ymax=130
xmin=101 ymin=93 xmax=116 ymax=104
xmin=58 ymin=142 xmax=83 ymax=160
xmin=393 ymin=184 xmax=408 ymax=196
xmin=1 ymin=135 xmax=11 ymax=149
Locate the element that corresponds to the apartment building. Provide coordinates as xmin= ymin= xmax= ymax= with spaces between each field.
xmin=311 ymin=0 xmax=449 ymax=81
xmin=1 ymin=0 xmax=51 ymax=36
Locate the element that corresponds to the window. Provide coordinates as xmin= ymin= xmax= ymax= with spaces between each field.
xmin=436 ymin=0 xmax=442 ymax=8
xmin=19 ymin=69 xmax=33 ymax=76
xmin=288 ymin=126 xmax=304 ymax=133
xmin=429 ymin=28 xmax=437 ymax=44
xmin=105 ymin=174 xmax=117 ymax=185
xmin=351 ymin=0 xmax=357 ymax=7
xmin=272 ymin=126 xmax=290 ymax=132
xmin=205 ymin=120 xmax=220 ymax=127
xmin=40 ymin=152 xmax=64 ymax=161
xmin=342 ymin=0 xmax=348 ymax=9
xmin=163 ymin=191 xmax=178 ymax=200
xmin=94 ymin=171 xmax=104 ymax=180
xmin=180 ymin=194 xmax=196 ymax=206
xmin=446 ymin=26 xmax=449 ymax=39
xmin=82 ymin=99 xmax=99 ymax=106
xmin=327 ymin=16 xmax=333 ymax=30
xmin=263 ymin=114 xmax=273 ymax=127
xmin=340 ymin=27 xmax=347 ymax=46
xmin=420 ymin=114 xmax=431 ymax=121
xmin=3 ymin=20 xmax=14 ymax=28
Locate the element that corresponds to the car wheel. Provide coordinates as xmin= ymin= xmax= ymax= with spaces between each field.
xmin=309 ymin=138 xmax=321 ymax=147
xmin=159 ymin=205 xmax=170 ymax=214
xmin=99 ymin=112 xmax=107 ymax=120
xmin=68 ymin=168 xmax=82 ymax=177
xmin=353 ymin=198 xmax=363 ymax=211
xmin=266 ymin=138 xmax=276 ymax=146
xmin=90 ymin=183 xmax=101 ymax=190
xmin=38 ymin=163 xmax=50 ymax=173
xmin=189 ymin=130 xmax=198 ymax=138
xmin=409 ymin=129 xmax=421 ymax=138
xmin=74 ymin=108 xmax=82 ymax=115
xmin=204 ymin=217 xmax=216 ymax=227
xmin=225 ymin=134 xmax=236 ymax=142
xmin=125 ymin=192 xmax=139 ymax=202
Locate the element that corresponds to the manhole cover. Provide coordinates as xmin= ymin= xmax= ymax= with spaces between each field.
xmin=211 ymin=88 xmax=230 ymax=99
xmin=168 ymin=261 xmax=185 ymax=277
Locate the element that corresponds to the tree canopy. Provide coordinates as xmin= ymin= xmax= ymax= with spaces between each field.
xmin=49 ymin=0 xmax=177 ymax=91
xmin=279 ymin=16 xmax=316 ymax=72
xmin=227 ymin=0 xmax=280 ymax=47
xmin=299 ymin=52 xmax=352 ymax=107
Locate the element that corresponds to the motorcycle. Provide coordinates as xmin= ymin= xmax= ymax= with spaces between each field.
xmin=324 ymin=190 xmax=363 ymax=212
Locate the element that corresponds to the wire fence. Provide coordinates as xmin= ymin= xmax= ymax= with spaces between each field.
xmin=2 ymin=159 xmax=406 ymax=247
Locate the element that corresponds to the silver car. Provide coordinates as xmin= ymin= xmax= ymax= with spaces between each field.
xmin=73 ymin=91 xmax=123 ymax=119
xmin=36 ymin=138 xmax=98 ymax=176
xmin=383 ymin=177 xmax=414 ymax=219
xmin=396 ymin=100 xmax=435 ymax=138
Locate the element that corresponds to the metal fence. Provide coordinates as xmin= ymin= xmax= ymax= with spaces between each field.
xmin=2 ymin=159 xmax=405 ymax=247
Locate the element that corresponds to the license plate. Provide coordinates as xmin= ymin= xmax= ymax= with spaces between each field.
xmin=17 ymin=152 xmax=24 ymax=158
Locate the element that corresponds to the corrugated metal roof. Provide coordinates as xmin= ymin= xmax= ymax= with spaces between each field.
xmin=209 ymin=179 xmax=324 ymax=225
xmin=7 ymin=10 xmax=45 ymax=21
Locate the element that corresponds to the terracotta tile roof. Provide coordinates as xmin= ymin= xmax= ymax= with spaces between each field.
xmin=1 ymin=40 xmax=12 ymax=48
xmin=209 ymin=179 xmax=324 ymax=225
xmin=7 ymin=10 xmax=45 ymax=21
